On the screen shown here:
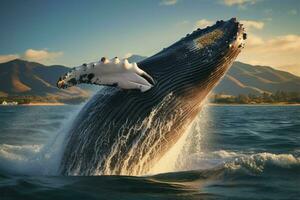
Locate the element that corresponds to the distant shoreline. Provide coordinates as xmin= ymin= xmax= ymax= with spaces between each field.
xmin=209 ymin=103 xmax=300 ymax=106
xmin=0 ymin=102 xmax=65 ymax=106
xmin=2 ymin=102 xmax=300 ymax=107
xmin=25 ymin=102 xmax=65 ymax=106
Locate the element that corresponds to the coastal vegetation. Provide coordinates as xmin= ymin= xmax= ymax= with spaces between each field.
xmin=212 ymin=91 xmax=300 ymax=104
xmin=0 ymin=95 xmax=87 ymax=105
xmin=2 ymin=91 xmax=300 ymax=106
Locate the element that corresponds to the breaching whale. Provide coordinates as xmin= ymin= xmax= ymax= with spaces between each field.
xmin=60 ymin=18 xmax=246 ymax=176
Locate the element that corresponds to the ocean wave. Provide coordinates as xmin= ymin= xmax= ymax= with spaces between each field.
xmin=149 ymin=151 xmax=300 ymax=187
xmin=1 ymin=149 xmax=299 ymax=200
xmin=0 ymin=143 xmax=50 ymax=175
xmin=223 ymin=152 xmax=300 ymax=173
xmin=174 ymin=149 xmax=300 ymax=176
xmin=0 ymin=144 xmax=42 ymax=161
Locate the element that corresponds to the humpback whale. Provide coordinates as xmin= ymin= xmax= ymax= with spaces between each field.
xmin=60 ymin=18 xmax=246 ymax=176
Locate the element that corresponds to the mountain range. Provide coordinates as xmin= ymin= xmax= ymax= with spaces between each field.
xmin=215 ymin=62 xmax=300 ymax=95
xmin=0 ymin=57 xmax=299 ymax=101
xmin=0 ymin=59 xmax=89 ymax=102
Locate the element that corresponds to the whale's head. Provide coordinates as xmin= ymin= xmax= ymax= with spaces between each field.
xmin=137 ymin=18 xmax=246 ymax=107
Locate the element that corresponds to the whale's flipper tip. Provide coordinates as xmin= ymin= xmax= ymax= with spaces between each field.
xmin=140 ymin=72 xmax=155 ymax=85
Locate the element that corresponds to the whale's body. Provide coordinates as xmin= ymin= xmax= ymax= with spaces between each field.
xmin=60 ymin=18 xmax=246 ymax=175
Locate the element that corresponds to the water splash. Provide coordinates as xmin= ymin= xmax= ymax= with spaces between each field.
xmin=149 ymin=103 xmax=211 ymax=174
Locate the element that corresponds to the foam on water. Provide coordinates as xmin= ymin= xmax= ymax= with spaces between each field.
xmin=223 ymin=152 xmax=300 ymax=173
xmin=149 ymin=103 xmax=211 ymax=174
xmin=0 ymin=104 xmax=86 ymax=176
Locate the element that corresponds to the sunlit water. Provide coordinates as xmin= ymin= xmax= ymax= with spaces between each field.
xmin=0 ymin=105 xmax=299 ymax=200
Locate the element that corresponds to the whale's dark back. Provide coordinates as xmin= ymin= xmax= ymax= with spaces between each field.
xmin=60 ymin=18 xmax=245 ymax=175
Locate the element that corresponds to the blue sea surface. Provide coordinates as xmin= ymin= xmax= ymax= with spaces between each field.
xmin=0 ymin=105 xmax=299 ymax=200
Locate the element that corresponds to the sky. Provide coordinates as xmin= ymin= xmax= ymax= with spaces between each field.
xmin=0 ymin=0 xmax=300 ymax=75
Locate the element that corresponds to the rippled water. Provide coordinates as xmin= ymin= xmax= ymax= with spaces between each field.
xmin=0 ymin=105 xmax=299 ymax=200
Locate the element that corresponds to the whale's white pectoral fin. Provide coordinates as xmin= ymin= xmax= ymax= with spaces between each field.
xmin=140 ymin=72 xmax=155 ymax=86
xmin=128 ymin=81 xmax=153 ymax=92
xmin=113 ymin=57 xmax=120 ymax=64
xmin=57 ymin=57 xmax=155 ymax=92
xmin=118 ymin=80 xmax=152 ymax=92
xmin=125 ymin=73 xmax=153 ymax=90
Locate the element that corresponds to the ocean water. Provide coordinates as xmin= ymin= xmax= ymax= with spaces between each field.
xmin=0 ymin=105 xmax=299 ymax=200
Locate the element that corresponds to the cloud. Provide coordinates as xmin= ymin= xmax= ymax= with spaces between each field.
xmin=222 ymin=0 xmax=257 ymax=6
xmin=0 ymin=49 xmax=63 ymax=64
xmin=246 ymin=34 xmax=300 ymax=52
xmin=0 ymin=54 xmax=19 ymax=63
xmin=194 ymin=19 xmax=264 ymax=31
xmin=160 ymin=0 xmax=178 ymax=6
xmin=24 ymin=49 xmax=63 ymax=62
xmin=221 ymin=0 xmax=259 ymax=8
xmin=239 ymin=34 xmax=300 ymax=76
xmin=288 ymin=9 xmax=298 ymax=15
xmin=245 ymin=34 xmax=264 ymax=47
xmin=195 ymin=19 xmax=214 ymax=29
xmin=240 ymin=20 xmax=264 ymax=31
